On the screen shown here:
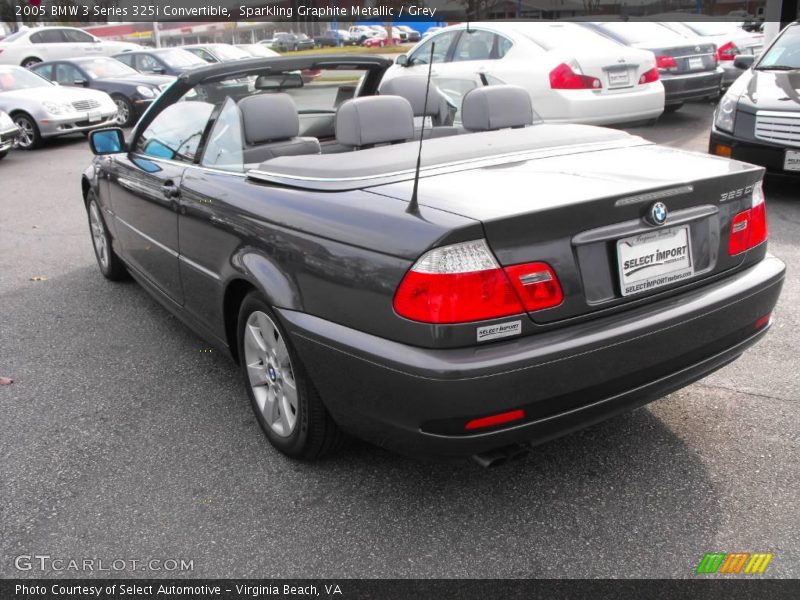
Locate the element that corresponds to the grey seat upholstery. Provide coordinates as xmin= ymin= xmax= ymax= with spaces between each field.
xmin=239 ymin=93 xmax=320 ymax=163
xmin=379 ymin=77 xmax=460 ymax=139
xmin=461 ymin=85 xmax=534 ymax=132
xmin=335 ymin=96 xmax=415 ymax=149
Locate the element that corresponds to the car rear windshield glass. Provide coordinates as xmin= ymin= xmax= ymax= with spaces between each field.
xmin=758 ymin=25 xmax=800 ymax=69
xmin=159 ymin=49 xmax=206 ymax=68
xmin=0 ymin=67 xmax=52 ymax=91
xmin=2 ymin=30 xmax=28 ymax=43
xmin=80 ymin=58 xmax=138 ymax=79
xmin=597 ymin=22 xmax=686 ymax=45
xmin=517 ymin=24 xmax=617 ymax=51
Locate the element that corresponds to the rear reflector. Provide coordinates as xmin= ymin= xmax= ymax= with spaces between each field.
xmin=728 ymin=181 xmax=768 ymax=256
xmin=639 ymin=68 xmax=659 ymax=84
xmin=465 ymin=409 xmax=525 ymax=431
xmin=394 ymin=240 xmax=563 ymax=324
xmin=755 ymin=314 xmax=771 ymax=330
xmin=549 ymin=62 xmax=602 ymax=90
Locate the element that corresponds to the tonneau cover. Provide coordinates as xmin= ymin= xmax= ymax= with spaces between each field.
xmin=247 ymin=124 xmax=652 ymax=191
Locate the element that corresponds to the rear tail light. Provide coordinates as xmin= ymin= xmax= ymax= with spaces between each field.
xmin=656 ymin=55 xmax=678 ymax=70
xmin=639 ymin=68 xmax=659 ymax=84
xmin=717 ymin=41 xmax=739 ymax=61
xmin=728 ymin=181 xmax=768 ymax=255
xmin=393 ymin=240 xmax=563 ymax=324
xmin=755 ymin=314 xmax=771 ymax=330
xmin=549 ymin=62 xmax=602 ymax=90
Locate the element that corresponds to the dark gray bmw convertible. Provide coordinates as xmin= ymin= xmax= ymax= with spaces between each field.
xmin=82 ymin=56 xmax=785 ymax=464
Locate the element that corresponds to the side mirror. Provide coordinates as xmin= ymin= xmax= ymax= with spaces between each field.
xmin=89 ymin=128 xmax=126 ymax=155
xmin=733 ymin=54 xmax=755 ymax=70
xmin=395 ymin=54 xmax=409 ymax=67
xmin=74 ymin=78 xmax=88 ymax=87
xmin=152 ymin=66 xmax=165 ymax=74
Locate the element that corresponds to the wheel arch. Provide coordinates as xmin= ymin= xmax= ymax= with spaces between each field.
xmin=222 ymin=253 xmax=303 ymax=364
xmin=20 ymin=56 xmax=42 ymax=67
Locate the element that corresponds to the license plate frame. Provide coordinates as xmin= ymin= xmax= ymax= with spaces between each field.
xmin=607 ymin=68 xmax=630 ymax=88
xmin=784 ymin=150 xmax=800 ymax=172
xmin=617 ymin=225 xmax=694 ymax=297
xmin=688 ymin=57 xmax=704 ymax=70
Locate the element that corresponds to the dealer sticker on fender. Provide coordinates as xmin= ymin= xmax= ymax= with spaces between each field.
xmin=617 ymin=226 xmax=694 ymax=296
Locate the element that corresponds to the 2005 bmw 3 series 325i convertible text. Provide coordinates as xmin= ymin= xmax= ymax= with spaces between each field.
xmin=81 ymin=56 xmax=784 ymax=463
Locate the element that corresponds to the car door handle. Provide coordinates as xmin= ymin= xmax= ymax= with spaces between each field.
xmin=161 ymin=182 xmax=180 ymax=199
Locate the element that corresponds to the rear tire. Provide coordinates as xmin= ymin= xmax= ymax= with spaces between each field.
xmin=0 ymin=150 xmax=7 ymax=160
xmin=21 ymin=57 xmax=41 ymax=69
xmin=87 ymin=192 xmax=128 ymax=281
xmin=237 ymin=293 xmax=343 ymax=460
xmin=664 ymin=103 xmax=684 ymax=113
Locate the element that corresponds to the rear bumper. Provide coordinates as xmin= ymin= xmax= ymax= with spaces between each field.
xmin=710 ymin=127 xmax=800 ymax=176
xmin=543 ymin=84 xmax=665 ymax=125
xmin=281 ymin=256 xmax=785 ymax=458
xmin=662 ymin=70 xmax=723 ymax=105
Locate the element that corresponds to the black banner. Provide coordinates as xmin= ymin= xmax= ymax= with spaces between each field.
xmin=2 ymin=580 xmax=800 ymax=600
xmin=0 ymin=0 xmax=770 ymax=23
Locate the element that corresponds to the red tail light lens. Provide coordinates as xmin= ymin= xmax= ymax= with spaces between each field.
xmin=656 ymin=55 xmax=678 ymax=70
xmin=503 ymin=262 xmax=564 ymax=312
xmin=639 ymin=68 xmax=659 ymax=84
xmin=549 ymin=62 xmax=602 ymax=90
xmin=728 ymin=181 xmax=768 ymax=256
xmin=394 ymin=240 xmax=563 ymax=324
xmin=717 ymin=41 xmax=739 ymax=61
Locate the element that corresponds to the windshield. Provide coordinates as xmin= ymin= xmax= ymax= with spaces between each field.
xmin=2 ymin=30 xmax=28 ymax=43
xmin=210 ymin=45 xmax=252 ymax=60
xmin=758 ymin=25 xmax=800 ymax=69
xmin=597 ymin=22 xmax=685 ymax=45
xmin=683 ymin=22 xmax=745 ymax=36
xmin=79 ymin=58 xmax=139 ymax=79
xmin=0 ymin=67 xmax=52 ymax=92
xmin=159 ymin=49 xmax=206 ymax=68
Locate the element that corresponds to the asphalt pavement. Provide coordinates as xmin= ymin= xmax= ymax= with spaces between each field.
xmin=0 ymin=102 xmax=798 ymax=578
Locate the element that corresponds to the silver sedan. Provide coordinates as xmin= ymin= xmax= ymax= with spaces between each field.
xmin=0 ymin=65 xmax=117 ymax=149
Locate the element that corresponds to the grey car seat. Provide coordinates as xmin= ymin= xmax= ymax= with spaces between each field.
xmin=239 ymin=93 xmax=320 ymax=163
xmin=461 ymin=85 xmax=534 ymax=132
xmin=335 ymin=95 xmax=415 ymax=150
xmin=378 ymin=77 xmax=459 ymax=139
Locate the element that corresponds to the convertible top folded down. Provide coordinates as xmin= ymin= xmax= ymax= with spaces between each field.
xmin=247 ymin=124 xmax=650 ymax=191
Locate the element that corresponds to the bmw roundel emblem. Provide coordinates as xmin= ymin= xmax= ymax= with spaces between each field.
xmin=650 ymin=202 xmax=668 ymax=226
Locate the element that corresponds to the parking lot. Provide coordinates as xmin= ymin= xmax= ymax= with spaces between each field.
xmin=0 ymin=101 xmax=798 ymax=578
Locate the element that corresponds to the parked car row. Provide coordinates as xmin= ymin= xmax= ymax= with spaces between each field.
xmin=386 ymin=21 xmax=765 ymax=126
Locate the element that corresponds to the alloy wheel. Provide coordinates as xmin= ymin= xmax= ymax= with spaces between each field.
xmin=114 ymin=98 xmax=130 ymax=126
xmin=243 ymin=310 xmax=298 ymax=438
xmin=14 ymin=117 xmax=34 ymax=149
xmin=88 ymin=200 xmax=109 ymax=270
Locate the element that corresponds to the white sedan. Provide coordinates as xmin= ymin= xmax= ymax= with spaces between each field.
xmin=383 ymin=22 xmax=664 ymax=126
xmin=0 ymin=26 xmax=138 ymax=69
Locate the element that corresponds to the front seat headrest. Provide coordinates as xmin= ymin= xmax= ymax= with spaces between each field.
xmin=239 ymin=93 xmax=300 ymax=145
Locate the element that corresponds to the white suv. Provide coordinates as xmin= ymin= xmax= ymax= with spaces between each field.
xmin=0 ymin=27 xmax=139 ymax=69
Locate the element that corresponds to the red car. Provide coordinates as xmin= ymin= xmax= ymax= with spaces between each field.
xmin=362 ymin=32 xmax=401 ymax=48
